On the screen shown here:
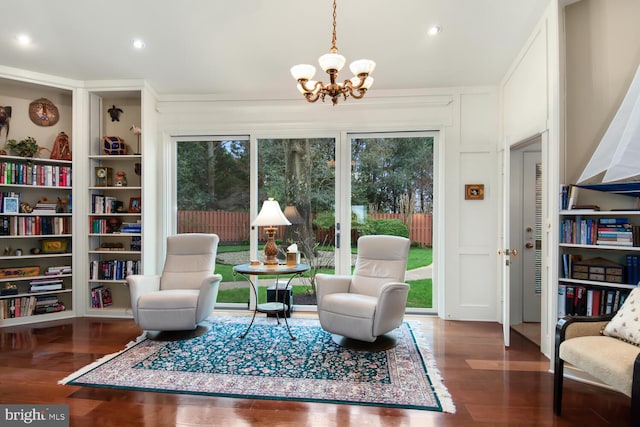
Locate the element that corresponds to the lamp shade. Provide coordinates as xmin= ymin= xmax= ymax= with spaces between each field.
xmin=318 ymin=52 xmax=346 ymax=72
xmin=252 ymin=198 xmax=292 ymax=227
xmin=291 ymin=64 xmax=316 ymax=81
xmin=349 ymin=59 xmax=376 ymax=76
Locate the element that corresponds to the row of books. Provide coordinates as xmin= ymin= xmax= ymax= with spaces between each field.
xmin=121 ymin=222 xmax=141 ymax=233
xmin=0 ymin=161 xmax=72 ymax=187
xmin=90 ymin=286 xmax=113 ymax=308
xmin=0 ymin=295 xmax=66 ymax=319
xmin=45 ymin=265 xmax=72 ymax=275
xmin=0 ymin=215 xmax=71 ymax=236
xmin=558 ymin=285 xmax=631 ymax=317
xmin=91 ymin=218 xmax=118 ymax=234
xmin=89 ymin=259 xmax=141 ymax=280
xmin=560 ymin=217 xmax=639 ymax=246
xmin=91 ymin=194 xmax=123 ymax=214
xmin=627 ymin=255 xmax=640 ymax=285
xmin=29 ymin=277 xmax=64 ymax=292
xmin=560 ymin=185 xmax=583 ymax=211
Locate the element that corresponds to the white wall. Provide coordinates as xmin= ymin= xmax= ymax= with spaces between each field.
xmin=156 ymin=87 xmax=500 ymax=321
xmin=499 ymin=0 xmax=561 ymax=357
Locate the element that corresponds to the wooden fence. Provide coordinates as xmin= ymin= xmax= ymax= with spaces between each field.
xmin=178 ymin=211 xmax=432 ymax=247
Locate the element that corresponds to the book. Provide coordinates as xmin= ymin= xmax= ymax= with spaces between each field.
xmin=574 ymin=286 xmax=587 ymax=316
xmin=591 ymin=289 xmax=601 ymax=316
xmin=557 ymin=285 xmax=566 ymax=317
xmin=605 ymin=290 xmax=615 ymax=314
xmin=565 ymin=286 xmax=575 ymax=316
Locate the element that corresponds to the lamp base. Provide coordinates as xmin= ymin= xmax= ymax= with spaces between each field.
xmin=263 ymin=227 xmax=279 ymax=265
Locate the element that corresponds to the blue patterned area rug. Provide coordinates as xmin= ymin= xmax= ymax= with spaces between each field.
xmin=59 ymin=316 xmax=455 ymax=412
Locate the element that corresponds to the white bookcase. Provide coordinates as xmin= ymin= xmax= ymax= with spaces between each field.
xmin=0 ymin=77 xmax=75 ymax=326
xmin=558 ymin=186 xmax=640 ymax=318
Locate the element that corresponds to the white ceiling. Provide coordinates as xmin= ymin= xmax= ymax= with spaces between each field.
xmin=1 ymin=0 xmax=549 ymax=98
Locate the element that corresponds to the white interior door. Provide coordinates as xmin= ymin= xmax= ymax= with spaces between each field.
xmin=500 ymin=145 xmax=512 ymax=347
xmin=522 ymin=151 xmax=542 ymax=322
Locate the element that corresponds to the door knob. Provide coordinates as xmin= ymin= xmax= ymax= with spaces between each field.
xmin=525 ymin=242 xmax=534 ymax=249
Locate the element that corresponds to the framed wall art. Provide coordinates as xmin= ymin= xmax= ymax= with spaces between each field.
xmin=465 ymin=184 xmax=484 ymax=200
xmin=128 ymin=197 xmax=141 ymax=213
xmin=3 ymin=197 xmax=20 ymax=213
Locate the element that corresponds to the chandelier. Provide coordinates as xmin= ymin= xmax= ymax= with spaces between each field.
xmin=290 ymin=0 xmax=375 ymax=106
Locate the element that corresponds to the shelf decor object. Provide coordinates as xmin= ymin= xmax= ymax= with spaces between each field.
xmin=102 ymin=136 xmax=127 ymax=155
xmin=252 ymin=198 xmax=291 ymax=265
xmin=290 ymin=0 xmax=375 ymax=105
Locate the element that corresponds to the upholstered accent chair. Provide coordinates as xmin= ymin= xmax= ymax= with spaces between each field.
xmin=316 ymin=235 xmax=411 ymax=345
xmin=126 ymin=233 xmax=222 ymax=331
xmin=554 ymin=288 xmax=640 ymax=426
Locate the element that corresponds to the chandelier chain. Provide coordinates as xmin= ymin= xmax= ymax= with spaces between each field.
xmin=331 ymin=0 xmax=337 ymax=52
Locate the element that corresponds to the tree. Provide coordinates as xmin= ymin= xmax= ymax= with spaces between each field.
xmin=177 ymin=140 xmax=250 ymax=211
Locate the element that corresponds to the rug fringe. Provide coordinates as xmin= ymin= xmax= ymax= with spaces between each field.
xmin=58 ymin=332 xmax=147 ymax=385
xmin=407 ymin=320 xmax=457 ymax=414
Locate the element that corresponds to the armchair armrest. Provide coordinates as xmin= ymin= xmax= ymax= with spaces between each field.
xmin=316 ymin=274 xmax=352 ymax=308
xmin=373 ymin=282 xmax=410 ymax=336
xmin=556 ymin=314 xmax=614 ymax=344
xmin=126 ymin=274 xmax=161 ymax=321
xmin=196 ymin=274 xmax=223 ymax=321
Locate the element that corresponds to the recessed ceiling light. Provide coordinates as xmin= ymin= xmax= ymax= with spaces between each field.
xmin=132 ymin=38 xmax=146 ymax=49
xmin=428 ymin=25 xmax=441 ymax=36
xmin=16 ymin=33 xmax=31 ymax=46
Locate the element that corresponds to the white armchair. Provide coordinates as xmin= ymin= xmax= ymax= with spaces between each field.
xmin=126 ymin=233 xmax=222 ymax=331
xmin=316 ymin=235 xmax=411 ymax=344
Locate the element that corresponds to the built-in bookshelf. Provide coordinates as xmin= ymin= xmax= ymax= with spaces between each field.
xmin=86 ymin=90 xmax=144 ymax=317
xmin=558 ymin=185 xmax=640 ymax=318
xmin=0 ymin=156 xmax=74 ymax=325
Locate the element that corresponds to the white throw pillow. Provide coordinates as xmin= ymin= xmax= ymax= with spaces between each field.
xmin=603 ymin=288 xmax=640 ymax=346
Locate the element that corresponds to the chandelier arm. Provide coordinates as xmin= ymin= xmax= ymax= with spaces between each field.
xmin=305 ymin=92 xmax=321 ymax=103
xmin=298 ymin=79 xmax=323 ymax=94
xmin=347 ymin=87 xmax=367 ymax=99
xmin=343 ymin=74 xmax=369 ymax=90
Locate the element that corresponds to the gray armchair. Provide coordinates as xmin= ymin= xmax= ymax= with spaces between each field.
xmin=126 ymin=233 xmax=222 ymax=331
xmin=316 ymin=235 xmax=411 ymax=345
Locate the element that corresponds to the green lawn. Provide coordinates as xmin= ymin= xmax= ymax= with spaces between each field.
xmin=215 ymin=245 xmax=433 ymax=308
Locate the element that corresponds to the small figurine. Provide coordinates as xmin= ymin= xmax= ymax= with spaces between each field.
xmin=114 ymin=170 xmax=128 ymax=187
xmin=108 ymin=105 xmax=123 ymax=122
xmin=129 ymin=124 xmax=142 ymax=154
xmin=50 ymin=131 xmax=72 ymax=160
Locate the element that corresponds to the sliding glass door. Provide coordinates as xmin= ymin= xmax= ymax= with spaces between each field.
xmin=348 ymin=132 xmax=436 ymax=310
xmin=173 ymin=131 xmax=436 ymax=312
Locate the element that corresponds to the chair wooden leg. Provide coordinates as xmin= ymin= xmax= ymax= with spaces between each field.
xmin=631 ymin=354 xmax=640 ymax=426
xmin=553 ymin=355 xmax=564 ymax=415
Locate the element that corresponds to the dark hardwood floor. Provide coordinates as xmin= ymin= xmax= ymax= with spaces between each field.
xmin=0 ymin=313 xmax=631 ymax=426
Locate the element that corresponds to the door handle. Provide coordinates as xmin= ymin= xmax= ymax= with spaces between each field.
xmin=498 ymin=248 xmax=518 ymax=257
xmin=525 ymin=242 xmax=534 ymax=249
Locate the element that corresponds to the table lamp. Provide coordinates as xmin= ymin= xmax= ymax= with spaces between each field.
xmin=252 ymin=198 xmax=291 ymax=265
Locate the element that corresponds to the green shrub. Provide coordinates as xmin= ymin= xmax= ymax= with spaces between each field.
xmin=365 ymin=219 xmax=409 ymax=238
xmin=313 ymin=211 xmax=335 ymax=230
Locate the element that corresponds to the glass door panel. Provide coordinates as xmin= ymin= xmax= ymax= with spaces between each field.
xmin=175 ymin=137 xmax=251 ymax=306
xmin=257 ymin=138 xmax=336 ymax=307
xmin=349 ymin=132 xmax=435 ymax=309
